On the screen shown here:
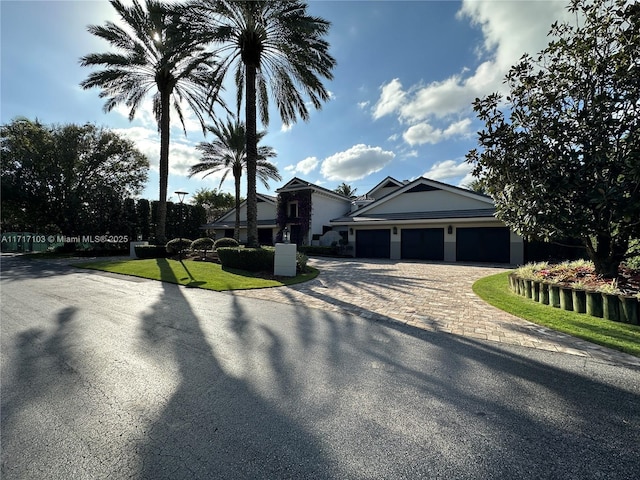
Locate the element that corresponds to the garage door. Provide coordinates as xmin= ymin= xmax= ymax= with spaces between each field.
xmin=356 ymin=229 xmax=390 ymax=258
xmin=456 ymin=227 xmax=510 ymax=263
xmin=401 ymin=228 xmax=444 ymax=260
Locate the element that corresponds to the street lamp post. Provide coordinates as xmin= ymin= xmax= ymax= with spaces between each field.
xmin=175 ymin=191 xmax=188 ymax=260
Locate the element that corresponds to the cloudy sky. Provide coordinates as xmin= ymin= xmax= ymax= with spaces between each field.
xmin=1 ymin=0 xmax=573 ymax=202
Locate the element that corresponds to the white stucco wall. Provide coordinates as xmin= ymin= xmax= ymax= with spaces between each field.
xmin=310 ymin=193 xmax=351 ymax=236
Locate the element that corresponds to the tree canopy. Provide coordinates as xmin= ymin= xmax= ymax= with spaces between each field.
xmin=190 ymin=118 xmax=280 ymax=241
xmin=1 ymin=118 xmax=149 ymax=235
xmin=334 ymin=182 xmax=358 ymax=198
xmin=192 ymin=187 xmax=237 ymax=222
xmin=466 ymin=0 xmax=640 ymax=277
xmin=80 ymin=0 xmax=223 ymax=242
xmin=187 ymin=0 xmax=336 ymax=247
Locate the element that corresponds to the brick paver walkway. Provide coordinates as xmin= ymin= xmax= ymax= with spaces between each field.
xmin=232 ymin=258 xmax=640 ymax=368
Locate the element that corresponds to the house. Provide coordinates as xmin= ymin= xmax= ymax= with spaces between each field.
xmin=201 ymin=175 xmax=524 ymax=264
xmin=202 ymin=193 xmax=279 ymax=245
xmin=330 ymin=176 xmax=523 ymax=264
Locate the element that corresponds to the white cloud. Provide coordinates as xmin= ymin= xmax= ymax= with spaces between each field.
xmin=113 ymin=97 xmax=204 ymax=134
xmin=358 ymin=100 xmax=370 ymax=109
xmin=320 ymin=144 xmax=395 ymax=181
xmin=387 ymin=133 xmax=399 ymax=142
xmin=423 ymin=159 xmax=472 ymax=182
xmin=113 ymin=126 xmax=201 ymax=177
xmin=281 ymin=123 xmax=293 ymax=133
xmin=372 ymin=0 xmax=572 ymax=141
xmin=458 ymin=172 xmax=478 ymax=189
xmin=285 ymin=156 xmax=319 ymax=175
xmin=403 ymin=118 xmax=472 ymax=146
xmin=372 ymin=78 xmax=406 ymax=120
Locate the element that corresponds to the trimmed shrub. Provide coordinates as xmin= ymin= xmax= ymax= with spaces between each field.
xmin=214 ymin=237 xmax=239 ymax=250
xmin=191 ymin=237 xmax=216 ymax=260
xmin=135 ymin=244 xmax=169 ymax=259
xmin=191 ymin=237 xmax=215 ymax=251
xmin=217 ymin=247 xmax=274 ymax=272
xmin=166 ymin=238 xmax=192 ymax=255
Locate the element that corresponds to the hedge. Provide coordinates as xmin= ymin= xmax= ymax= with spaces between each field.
xmin=217 ymin=247 xmax=274 ymax=272
xmin=298 ymin=245 xmax=339 ymax=256
xmin=134 ymin=245 xmax=169 ymax=259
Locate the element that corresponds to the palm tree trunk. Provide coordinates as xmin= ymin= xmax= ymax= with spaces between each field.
xmin=156 ymin=89 xmax=171 ymax=243
xmin=245 ymin=64 xmax=258 ymax=248
xmin=234 ymin=171 xmax=241 ymax=242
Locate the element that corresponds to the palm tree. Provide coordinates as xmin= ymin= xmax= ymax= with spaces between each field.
xmin=80 ymin=0 xmax=223 ymax=242
xmin=188 ymin=0 xmax=336 ymax=247
xmin=334 ymin=182 xmax=358 ymax=198
xmin=189 ymin=118 xmax=280 ymax=241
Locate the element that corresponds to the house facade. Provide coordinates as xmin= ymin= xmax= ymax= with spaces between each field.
xmin=203 ymin=193 xmax=279 ymax=245
xmin=202 ymin=176 xmax=524 ymax=265
xmin=331 ymin=176 xmax=523 ymax=264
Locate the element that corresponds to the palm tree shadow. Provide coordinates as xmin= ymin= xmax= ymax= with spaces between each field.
xmin=137 ymin=258 xmax=329 ymax=478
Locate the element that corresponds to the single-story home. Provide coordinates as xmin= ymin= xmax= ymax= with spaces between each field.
xmin=202 ymin=176 xmax=525 ymax=264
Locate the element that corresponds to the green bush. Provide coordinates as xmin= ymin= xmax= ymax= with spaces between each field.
xmin=214 ymin=237 xmax=239 ymax=250
xmin=191 ymin=237 xmax=215 ymax=251
xmin=191 ymin=237 xmax=216 ymax=260
xmin=217 ymin=247 xmax=274 ymax=272
xmin=134 ymin=245 xmax=169 ymax=259
xmin=166 ymin=238 xmax=192 ymax=255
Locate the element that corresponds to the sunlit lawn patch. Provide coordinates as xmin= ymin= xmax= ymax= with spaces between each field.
xmin=473 ymin=271 xmax=640 ymax=357
xmin=75 ymin=258 xmax=318 ymax=291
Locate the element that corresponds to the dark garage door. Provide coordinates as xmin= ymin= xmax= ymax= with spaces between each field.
xmin=356 ymin=229 xmax=390 ymax=258
xmin=456 ymin=227 xmax=510 ymax=263
xmin=401 ymin=228 xmax=444 ymax=260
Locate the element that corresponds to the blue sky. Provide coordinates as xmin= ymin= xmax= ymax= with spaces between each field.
xmin=1 ymin=0 xmax=573 ymax=203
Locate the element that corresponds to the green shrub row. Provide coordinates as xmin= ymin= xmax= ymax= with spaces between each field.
xmin=298 ymin=245 xmax=339 ymax=256
xmin=217 ymin=247 xmax=274 ymax=272
xmin=134 ymin=245 xmax=169 ymax=259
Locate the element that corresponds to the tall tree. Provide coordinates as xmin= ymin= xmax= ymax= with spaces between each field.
xmin=192 ymin=187 xmax=236 ymax=222
xmin=467 ymin=0 xmax=640 ymax=277
xmin=188 ymin=0 xmax=336 ymax=247
xmin=1 ymin=118 xmax=148 ymax=234
xmin=334 ymin=182 xmax=358 ymax=198
xmin=189 ymin=118 xmax=280 ymax=241
xmin=80 ymin=0 xmax=223 ymax=242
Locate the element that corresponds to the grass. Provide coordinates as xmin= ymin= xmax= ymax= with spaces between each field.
xmin=75 ymin=258 xmax=319 ymax=291
xmin=473 ymin=271 xmax=640 ymax=357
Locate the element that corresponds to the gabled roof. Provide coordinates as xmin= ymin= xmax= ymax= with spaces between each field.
xmin=276 ymin=177 xmax=351 ymax=201
xmin=202 ymin=193 xmax=276 ymax=228
xmin=364 ymin=176 xmax=405 ymax=199
xmin=352 ymin=176 xmax=493 ymax=217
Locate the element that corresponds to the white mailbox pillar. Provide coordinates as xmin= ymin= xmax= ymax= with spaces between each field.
xmin=274 ymin=243 xmax=297 ymax=277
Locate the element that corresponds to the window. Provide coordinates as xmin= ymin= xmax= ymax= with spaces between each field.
xmin=289 ymin=202 xmax=298 ymax=218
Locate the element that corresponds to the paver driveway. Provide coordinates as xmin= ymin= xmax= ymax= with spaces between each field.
xmin=233 ymin=258 xmax=640 ymax=368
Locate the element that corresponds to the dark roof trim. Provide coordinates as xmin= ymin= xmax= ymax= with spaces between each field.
xmin=276 ymin=176 xmax=351 ymax=201
xmin=331 ymin=208 xmax=496 ymax=223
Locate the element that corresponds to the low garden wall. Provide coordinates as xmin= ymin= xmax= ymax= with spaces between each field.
xmin=508 ymin=273 xmax=639 ymax=325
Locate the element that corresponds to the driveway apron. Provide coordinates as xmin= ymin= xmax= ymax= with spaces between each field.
xmin=232 ymin=258 xmax=640 ymax=368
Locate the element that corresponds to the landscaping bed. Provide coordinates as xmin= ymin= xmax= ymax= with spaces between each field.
xmin=510 ymin=260 xmax=640 ymax=324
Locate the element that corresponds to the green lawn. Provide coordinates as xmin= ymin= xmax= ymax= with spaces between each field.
xmin=76 ymin=258 xmax=318 ymax=291
xmin=473 ymin=271 xmax=640 ymax=357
